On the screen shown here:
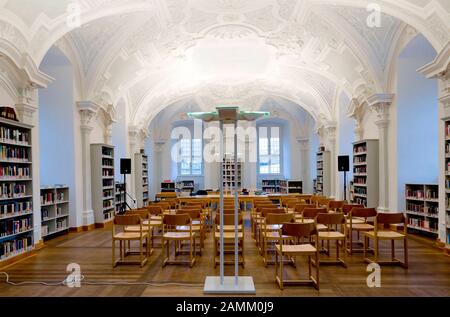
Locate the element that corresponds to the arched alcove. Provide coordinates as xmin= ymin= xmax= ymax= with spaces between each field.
xmin=396 ymin=34 xmax=438 ymax=212
xmin=38 ymin=45 xmax=79 ymax=228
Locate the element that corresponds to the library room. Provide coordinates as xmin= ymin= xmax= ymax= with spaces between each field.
xmin=0 ymin=0 xmax=449 ymax=307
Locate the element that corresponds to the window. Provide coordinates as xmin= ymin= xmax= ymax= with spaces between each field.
xmin=258 ymin=127 xmax=281 ymax=174
xmin=179 ymin=138 xmax=203 ymax=176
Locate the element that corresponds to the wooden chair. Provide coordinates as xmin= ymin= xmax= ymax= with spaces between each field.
xmin=293 ymin=204 xmax=316 ymax=220
xmin=328 ymin=201 xmax=345 ymax=213
xmin=298 ymin=208 xmax=328 ymax=231
xmin=162 ymin=214 xmax=196 ymax=267
xmin=364 ymin=213 xmax=408 ymax=268
xmin=275 ymin=222 xmax=319 ymax=290
xmin=124 ymin=209 xmax=153 ymax=256
xmin=112 ymin=215 xmax=149 ymax=268
xmin=318 ymin=197 xmax=332 ymax=208
xmin=146 ymin=205 xmax=164 ymax=247
xmin=214 ymin=213 xmax=245 ymax=268
xmin=315 ymin=213 xmax=347 ymax=267
xmin=342 ymin=204 xmax=365 ymax=224
xmin=176 ymin=209 xmax=204 ymax=253
xmin=346 ymin=207 xmax=377 ymax=254
xmin=262 ymin=213 xmax=295 ymax=266
xmin=256 ymin=208 xmax=286 ymax=247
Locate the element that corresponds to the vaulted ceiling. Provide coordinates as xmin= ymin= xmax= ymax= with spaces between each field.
xmin=0 ymin=0 xmax=449 ymax=129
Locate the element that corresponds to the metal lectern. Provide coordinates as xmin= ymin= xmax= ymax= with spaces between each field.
xmin=188 ymin=106 xmax=269 ymax=294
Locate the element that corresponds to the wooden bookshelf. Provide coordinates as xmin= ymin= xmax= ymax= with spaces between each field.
xmin=279 ymin=180 xmax=303 ymax=194
xmin=222 ymin=156 xmax=242 ymax=191
xmin=177 ymin=180 xmax=195 ymax=195
xmin=405 ymin=184 xmax=439 ymax=237
xmin=261 ymin=179 xmax=282 ymax=193
xmin=90 ymin=144 xmax=115 ymax=225
xmin=40 ymin=186 xmax=69 ymax=239
xmin=352 ymin=140 xmax=379 ymax=208
xmin=134 ymin=153 xmax=149 ymax=208
xmin=316 ymin=150 xmax=331 ymax=196
xmin=161 ymin=182 xmax=176 ymax=192
xmin=0 ymin=118 xmax=34 ymax=265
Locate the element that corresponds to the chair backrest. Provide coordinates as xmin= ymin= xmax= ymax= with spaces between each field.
xmin=281 ymin=222 xmax=317 ymax=239
xmin=376 ymin=212 xmax=405 ymax=225
xmin=343 ymin=204 xmax=364 ymax=215
xmin=215 ymin=213 xmax=243 ymax=226
xmin=163 ymin=214 xmax=191 ymax=226
xmin=294 ymin=204 xmax=316 ymax=214
xmin=261 ymin=208 xmax=286 ymax=217
xmin=147 ymin=205 xmax=163 ymax=215
xmin=317 ymin=212 xmax=345 ymax=225
xmin=155 ymin=201 xmax=171 ymax=210
xmin=222 ymin=208 xmax=241 ymax=214
xmin=303 ymin=207 xmax=328 ymax=219
xmin=328 ymin=200 xmax=345 ymax=211
xmin=282 ymin=198 xmax=299 ymax=207
xmin=127 ymin=209 xmax=150 ymax=219
xmin=176 ymin=209 xmax=201 ymax=220
xmin=266 ymin=213 xmax=294 ymax=225
xmin=255 ymin=204 xmax=276 ymax=213
xmin=318 ymin=197 xmax=332 ymax=207
xmin=286 ymin=200 xmax=301 ymax=209
xmin=114 ymin=215 xmax=141 ymax=226
xmin=350 ymin=207 xmax=377 ymax=218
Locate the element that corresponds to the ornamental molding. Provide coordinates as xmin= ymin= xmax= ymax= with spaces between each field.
xmin=77 ymin=100 xmax=100 ymax=128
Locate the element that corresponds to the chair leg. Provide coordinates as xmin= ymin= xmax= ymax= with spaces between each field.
xmin=391 ymin=239 xmax=395 ymax=261
xmin=363 ymin=235 xmax=367 ymax=259
xmin=374 ymin=238 xmax=379 ymax=263
xmin=112 ymin=239 xmax=115 ymax=268
xmin=404 ymin=238 xmax=408 ymax=269
xmin=279 ymin=251 xmax=284 ymax=290
xmin=140 ymin=238 xmax=143 ymax=267
xmin=349 ymin=230 xmax=353 ymax=255
xmin=264 ymin=237 xmax=268 ymax=267
xmin=315 ymin=251 xmax=320 ymax=290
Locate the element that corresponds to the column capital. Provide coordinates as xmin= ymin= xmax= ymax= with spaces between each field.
xmin=128 ymin=125 xmax=140 ymax=147
xmin=77 ymin=101 xmax=99 ymax=130
xmin=324 ymin=122 xmax=337 ymax=143
xmin=368 ymin=93 xmax=394 ymax=128
xmin=154 ymin=139 xmax=167 ymax=153
xmin=296 ymin=138 xmax=310 ymax=150
xmin=15 ymin=85 xmax=38 ymax=125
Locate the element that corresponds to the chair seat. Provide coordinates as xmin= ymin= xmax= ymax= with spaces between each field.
xmin=163 ymin=232 xmax=195 ymax=239
xmin=176 ymin=225 xmax=202 ymax=231
xmin=124 ymin=225 xmax=150 ymax=232
xmin=263 ymin=231 xmax=284 ymax=239
xmin=318 ymin=231 xmax=345 ymax=239
xmin=346 ymin=223 xmax=374 ymax=230
xmin=317 ymin=224 xmax=328 ymax=231
xmin=276 ymin=244 xmax=317 ymax=255
xmin=364 ymin=230 xmax=406 ymax=240
xmin=346 ymin=217 xmax=365 ymax=224
xmin=215 ymin=232 xmax=244 ymax=239
xmin=295 ymin=218 xmax=315 ymax=224
xmin=151 ymin=216 xmax=163 ymax=221
xmin=217 ymin=225 xmax=243 ymax=231
xmin=264 ymin=224 xmax=282 ymax=231
xmin=113 ymin=232 xmax=148 ymax=240
xmin=143 ymin=220 xmax=162 ymax=226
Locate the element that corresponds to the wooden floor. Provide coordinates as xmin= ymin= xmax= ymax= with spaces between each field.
xmin=0 ymin=220 xmax=449 ymax=297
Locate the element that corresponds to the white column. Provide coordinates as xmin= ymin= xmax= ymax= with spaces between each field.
xmin=153 ymin=140 xmax=166 ymax=194
xmin=347 ymin=98 xmax=365 ymax=141
xmin=297 ymin=138 xmax=311 ymax=193
xmin=104 ymin=124 xmax=113 ymax=145
xmin=128 ymin=126 xmax=139 ymax=204
xmin=16 ymin=86 xmax=41 ymax=245
xmin=369 ymin=94 xmax=394 ymax=212
xmin=325 ymin=124 xmax=337 ymax=199
xmin=77 ymin=101 xmax=99 ymax=226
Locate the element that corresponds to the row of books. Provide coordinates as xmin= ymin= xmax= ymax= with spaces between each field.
xmin=353 ymin=197 xmax=367 ymax=206
xmin=56 ymin=191 xmax=65 ymax=201
xmin=407 ymin=217 xmax=438 ymax=230
xmin=40 ymin=192 xmax=54 ymax=205
xmin=405 ymin=188 xmax=437 ymax=200
xmin=102 ymin=158 xmax=113 ymax=167
xmin=0 ymin=145 xmax=30 ymax=161
xmin=41 ymin=208 xmax=50 ymax=220
xmin=102 ymin=170 xmax=114 ymax=177
xmin=445 ymin=124 xmax=450 ymax=138
xmin=103 ymin=189 xmax=114 ymax=198
xmin=103 ymin=199 xmax=114 ymax=209
xmin=354 ymin=187 xmax=367 ymax=195
xmin=103 ymin=179 xmax=114 ymax=188
xmin=41 ymin=225 xmax=49 ymax=237
xmin=0 ymin=236 xmax=32 ymax=259
xmin=354 ymin=167 xmax=367 ymax=174
xmin=0 ymin=183 xmax=27 ymax=199
xmin=102 ymin=148 xmax=113 ymax=157
xmin=354 ymin=145 xmax=366 ymax=154
xmin=0 ymin=127 xmax=30 ymax=145
xmin=56 ymin=218 xmax=68 ymax=230
xmin=317 ymin=162 xmax=323 ymax=169
xmin=0 ymin=201 xmax=32 ymax=217
xmin=0 ymin=166 xmax=30 ymax=178
xmin=445 ymin=143 xmax=450 ymax=155
xmin=353 ymin=176 xmax=366 ymax=185
xmin=406 ymin=203 xmax=439 ymax=214
xmin=353 ymin=156 xmax=366 ymax=164
xmin=0 ymin=217 xmax=32 ymax=237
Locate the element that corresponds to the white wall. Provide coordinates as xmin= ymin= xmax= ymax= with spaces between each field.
xmin=0 ymin=85 xmax=14 ymax=105
xmin=39 ymin=46 xmax=79 ymax=228
xmin=396 ymin=34 xmax=438 ymax=211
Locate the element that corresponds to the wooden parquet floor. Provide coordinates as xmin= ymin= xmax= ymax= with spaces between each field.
xmin=0 ymin=221 xmax=449 ymax=297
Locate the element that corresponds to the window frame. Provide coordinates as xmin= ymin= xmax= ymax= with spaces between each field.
xmin=257 ymin=124 xmax=283 ymax=176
